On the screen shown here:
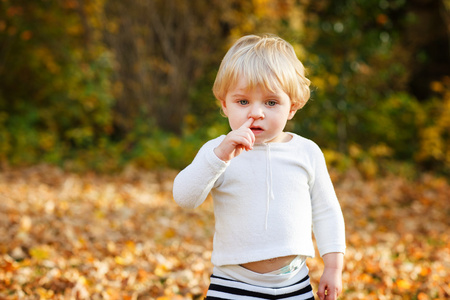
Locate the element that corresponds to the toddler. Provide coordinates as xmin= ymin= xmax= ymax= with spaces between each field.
xmin=173 ymin=34 xmax=346 ymax=300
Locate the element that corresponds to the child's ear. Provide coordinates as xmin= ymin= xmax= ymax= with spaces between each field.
xmin=220 ymin=100 xmax=228 ymax=117
xmin=288 ymin=104 xmax=298 ymax=120
xmin=288 ymin=109 xmax=297 ymax=120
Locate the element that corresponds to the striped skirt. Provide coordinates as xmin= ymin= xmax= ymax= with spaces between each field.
xmin=205 ymin=263 xmax=315 ymax=300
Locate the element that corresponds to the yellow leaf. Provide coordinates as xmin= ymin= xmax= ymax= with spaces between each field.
xmin=430 ymin=81 xmax=444 ymax=93
xmin=164 ymin=228 xmax=176 ymax=239
xmin=396 ymin=279 xmax=412 ymax=290
xmin=125 ymin=240 xmax=136 ymax=250
xmin=77 ymin=275 xmax=88 ymax=286
xmin=154 ymin=263 xmax=170 ymax=277
xmin=29 ymin=246 xmax=50 ymax=261
xmin=114 ymin=256 xmax=126 ymax=265
xmin=37 ymin=288 xmax=54 ymax=298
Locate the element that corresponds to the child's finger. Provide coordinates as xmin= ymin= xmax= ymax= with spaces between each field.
xmin=241 ymin=119 xmax=256 ymax=145
xmin=239 ymin=117 xmax=254 ymax=129
xmin=234 ymin=146 xmax=243 ymax=157
xmin=236 ymin=134 xmax=253 ymax=151
xmin=317 ymin=284 xmax=326 ymax=300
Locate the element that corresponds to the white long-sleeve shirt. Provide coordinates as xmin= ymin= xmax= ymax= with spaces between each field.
xmin=173 ymin=133 xmax=346 ymax=267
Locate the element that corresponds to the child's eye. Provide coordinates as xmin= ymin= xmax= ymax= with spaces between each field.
xmin=266 ymin=100 xmax=277 ymax=106
xmin=238 ymin=100 xmax=249 ymax=105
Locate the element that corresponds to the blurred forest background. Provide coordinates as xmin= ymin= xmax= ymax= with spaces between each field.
xmin=1 ymin=0 xmax=450 ymax=299
xmin=1 ymin=0 xmax=449 ymax=176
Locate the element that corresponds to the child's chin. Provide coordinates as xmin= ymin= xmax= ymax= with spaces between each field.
xmin=255 ymin=137 xmax=268 ymax=144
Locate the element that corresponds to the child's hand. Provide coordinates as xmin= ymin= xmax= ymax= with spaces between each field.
xmin=214 ymin=118 xmax=255 ymax=162
xmin=317 ymin=267 xmax=342 ymax=300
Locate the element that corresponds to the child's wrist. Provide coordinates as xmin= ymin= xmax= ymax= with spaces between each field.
xmin=324 ymin=265 xmax=343 ymax=272
xmin=322 ymin=252 xmax=344 ymax=270
xmin=214 ymin=147 xmax=229 ymax=162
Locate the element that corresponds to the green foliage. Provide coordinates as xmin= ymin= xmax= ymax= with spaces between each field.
xmin=0 ymin=0 xmax=115 ymax=170
xmin=293 ymin=0 xmax=410 ymax=148
xmin=124 ymin=117 xmax=229 ymax=171
xmin=365 ymin=92 xmax=424 ymax=160
xmin=416 ymin=79 xmax=450 ymax=174
xmin=0 ymin=0 xmax=448 ymax=175
xmin=286 ymin=0 xmax=449 ymax=176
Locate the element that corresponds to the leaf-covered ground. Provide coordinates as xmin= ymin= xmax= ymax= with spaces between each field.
xmin=0 ymin=165 xmax=449 ymax=299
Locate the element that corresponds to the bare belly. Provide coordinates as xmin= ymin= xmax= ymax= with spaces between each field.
xmin=240 ymin=255 xmax=298 ymax=274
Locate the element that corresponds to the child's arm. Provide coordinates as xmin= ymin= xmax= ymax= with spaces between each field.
xmin=308 ymin=144 xmax=346 ymax=299
xmin=310 ymin=149 xmax=346 ymax=257
xmin=317 ymin=252 xmax=344 ymax=300
xmin=173 ymin=139 xmax=228 ymax=209
xmin=173 ymin=118 xmax=255 ymax=209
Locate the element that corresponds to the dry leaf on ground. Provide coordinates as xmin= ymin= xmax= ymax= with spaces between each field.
xmin=0 ymin=165 xmax=449 ymax=299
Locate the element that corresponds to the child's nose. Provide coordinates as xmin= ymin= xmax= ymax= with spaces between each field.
xmin=249 ymin=105 xmax=265 ymax=119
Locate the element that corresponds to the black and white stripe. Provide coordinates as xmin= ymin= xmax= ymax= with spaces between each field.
xmin=205 ymin=273 xmax=315 ymax=300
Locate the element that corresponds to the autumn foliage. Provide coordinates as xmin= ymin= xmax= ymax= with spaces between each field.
xmin=0 ymin=165 xmax=449 ymax=299
xmin=0 ymin=0 xmax=449 ymax=174
xmin=0 ymin=1 xmax=449 ymax=298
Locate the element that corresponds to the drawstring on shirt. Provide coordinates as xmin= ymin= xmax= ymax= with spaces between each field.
xmin=265 ymin=143 xmax=274 ymax=230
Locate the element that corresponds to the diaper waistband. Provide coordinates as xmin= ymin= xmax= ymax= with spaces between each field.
xmin=213 ymin=256 xmax=308 ymax=288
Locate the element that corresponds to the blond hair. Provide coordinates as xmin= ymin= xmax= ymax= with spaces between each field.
xmin=213 ymin=34 xmax=311 ymax=110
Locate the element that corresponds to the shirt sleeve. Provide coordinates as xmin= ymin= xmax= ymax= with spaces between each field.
xmin=173 ymin=137 xmax=229 ymax=209
xmin=309 ymin=144 xmax=346 ymax=256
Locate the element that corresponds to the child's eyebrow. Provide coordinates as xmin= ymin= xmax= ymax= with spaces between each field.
xmin=230 ymin=93 xmax=248 ymax=98
xmin=265 ymin=93 xmax=280 ymax=98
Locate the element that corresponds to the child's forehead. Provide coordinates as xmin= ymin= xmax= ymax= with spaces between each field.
xmin=229 ymin=76 xmax=281 ymax=93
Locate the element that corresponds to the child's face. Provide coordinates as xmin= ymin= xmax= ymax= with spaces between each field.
xmin=221 ymin=78 xmax=297 ymax=144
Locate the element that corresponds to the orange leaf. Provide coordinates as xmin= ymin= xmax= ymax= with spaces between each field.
xmin=396 ymin=279 xmax=412 ymax=290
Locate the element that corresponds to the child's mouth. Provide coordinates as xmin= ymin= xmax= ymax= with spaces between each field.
xmin=250 ymin=127 xmax=263 ymax=134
